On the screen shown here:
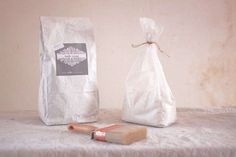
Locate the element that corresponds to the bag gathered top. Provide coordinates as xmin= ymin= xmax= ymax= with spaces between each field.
xmin=122 ymin=17 xmax=176 ymax=127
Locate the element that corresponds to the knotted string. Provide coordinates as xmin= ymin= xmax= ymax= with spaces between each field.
xmin=131 ymin=41 xmax=170 ymax=58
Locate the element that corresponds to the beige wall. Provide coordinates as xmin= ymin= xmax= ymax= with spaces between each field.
xmin=0 ymin=0 xmax=236 ymax=111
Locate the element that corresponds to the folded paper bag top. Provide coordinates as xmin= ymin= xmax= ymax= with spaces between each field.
xmin=68 ymin=123 xmax=147 ymax=145
xmin=38 ymin=16 xmax=99 ymax=125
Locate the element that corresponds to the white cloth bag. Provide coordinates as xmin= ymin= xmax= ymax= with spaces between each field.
xmin=38 ymin=17 xmax=99 ymax=125
xmin=122 ymin=17 xmax=176 ymax=127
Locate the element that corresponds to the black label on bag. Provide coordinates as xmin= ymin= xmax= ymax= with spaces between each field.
xmin=55 ymin=43 xmax=88 ymax=76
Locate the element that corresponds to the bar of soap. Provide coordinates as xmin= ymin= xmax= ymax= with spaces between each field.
xmin=92 ymin=124 xmax=147 ymax=145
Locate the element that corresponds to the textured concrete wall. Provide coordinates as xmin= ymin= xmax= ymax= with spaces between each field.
xmin=0 ymin=0 xmax=235 ymax=111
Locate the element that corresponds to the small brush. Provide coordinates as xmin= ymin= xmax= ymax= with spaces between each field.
xmin=68 ymin=123 xmax=147 ymax=145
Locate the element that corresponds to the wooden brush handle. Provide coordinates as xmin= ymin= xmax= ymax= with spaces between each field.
xmin=68 ymin=123 xmax=97 ymax=135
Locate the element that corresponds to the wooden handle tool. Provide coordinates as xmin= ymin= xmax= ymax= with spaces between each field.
xmin=68 ymin=123 xmax=97 ymax=135
xmin=68 ymin=123 xmax=147 ymax=145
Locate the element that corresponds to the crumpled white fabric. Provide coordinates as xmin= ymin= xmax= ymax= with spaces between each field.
xmin=122 ymin=17 xmax=176 ymax=127
xmin=38 ymin=17 xmax=99 ymax=125
xmin=1 ymin=108 xmax=236 ymax=157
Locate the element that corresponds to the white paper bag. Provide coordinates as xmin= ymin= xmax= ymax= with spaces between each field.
xmin=122 ymin=17 xmax=176 ymax=127
xmin=38 ymin=17 xmax=99 ymax=125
